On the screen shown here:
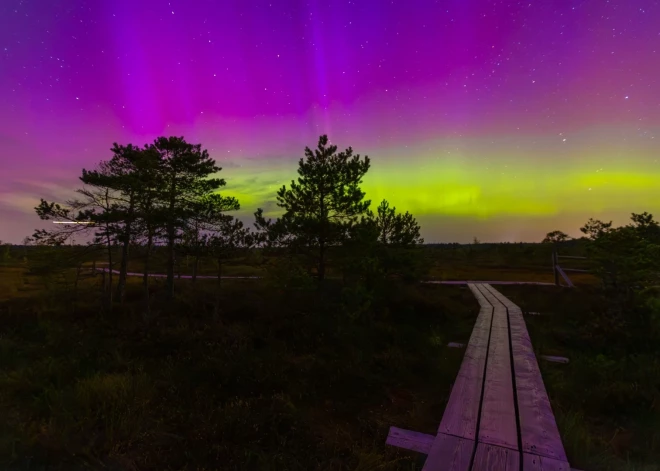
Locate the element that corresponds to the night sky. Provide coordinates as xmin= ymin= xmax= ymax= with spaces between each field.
xmin=1 ymin=0 xmax=659 ymax=243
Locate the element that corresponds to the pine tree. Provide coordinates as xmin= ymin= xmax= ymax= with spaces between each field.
xmin=151 ymin=137 xmax=225 ymax=298
xmin=341 ymin=199 xmax=425 ymax=286
xmin=542 ymin=230 xmax=570 ymax=243
xmin=273 ymin=135 xmax=371 ymax=281
xmin=372 ymin=199 xmax=424 ymax=246
xmin=80 ymin=143 xmax=156 ymax=302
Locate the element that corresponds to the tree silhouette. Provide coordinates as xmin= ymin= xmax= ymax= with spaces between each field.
xmin=151 ymin=136 xmax=225 ymax=298
xmin=542 ymin=230 xmax=570 ymax=243
xmin=372 ymin=199 xmax=424 ymax=246
xmin=33 ymin=178 xmax=119 ymax=312
xmin=628 ymin=211 xmax=660 ymax=244
xmin=340 ymin=199 xmax=425 ymax=288
xmin=72 ymin=184 xmax=119 ymax=311
xmin=33 ymin=199 xmax=82 ymax=246
xmin=581 ymin=213 xmax=660 ymax=338
xmin=580 ymin=218 xmax=613 ymax=240
xmin=80 ymin=143 xmax=157 ymax=302
xmin=273 ymin=135 xmax=371 ymax=281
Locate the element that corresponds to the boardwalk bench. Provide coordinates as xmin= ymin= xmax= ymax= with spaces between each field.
xmin=386 ymin=283 xmax=570 ymax=470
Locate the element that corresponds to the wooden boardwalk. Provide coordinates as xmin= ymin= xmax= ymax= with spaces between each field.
xmin=387 ymin=283 xmax=570 ymax=470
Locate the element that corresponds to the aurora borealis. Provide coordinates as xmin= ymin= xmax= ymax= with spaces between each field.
xmin=1 ymin=0 xmax=659 ymax=243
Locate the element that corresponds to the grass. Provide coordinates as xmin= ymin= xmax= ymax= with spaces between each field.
xmin=0 ymin=263 xmax=479 ymax=470
xmin=497 ymin=284 xmax=660 ymax=471
xmin=0 ymin=266 xmax=45 ymax=302
xmin=1 ymin=244 xmax=657 ymax=470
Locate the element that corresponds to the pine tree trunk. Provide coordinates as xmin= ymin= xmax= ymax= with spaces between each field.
xmin=116 ymin=239 xmax=130 ymax=304
xmin=166 ymin=225 xmax=175 ymax=297
xmin=143 ymin=233 xmax=153 ymax=322
xmin=192 ymin=256 xmax=199 ymax=283
xmin=143 ymin=236 xmax=150 ymax=287
xmin=116 ymin=194 xmax=135 ymax=304
xmin=99 ymin=269 xmax=106 ymax=312
xmin=105 ymin=230 xmax=113 ymax=314
xmin=166 ymin=178 xmax=177 ymax=298
xmin=318 ymin=240 xmax=326 ymax=282
xmin=72 ymin=263 xmax=82 ymax=314
xmin=214 ymin=258 xmax=222 ymax=322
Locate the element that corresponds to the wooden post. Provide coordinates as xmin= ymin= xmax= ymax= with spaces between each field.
xmin=553 ymin=247 xmax=559 ymax=286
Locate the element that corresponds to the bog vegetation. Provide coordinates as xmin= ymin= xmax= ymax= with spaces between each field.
xmin=0 ymin=135 xmax=658 ymax=470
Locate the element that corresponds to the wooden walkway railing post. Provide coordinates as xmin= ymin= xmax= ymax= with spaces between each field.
xmin=552 ymin=246 xmax=559 ymax=286
xmin=554 ymin=250 xmax=590 ymax=288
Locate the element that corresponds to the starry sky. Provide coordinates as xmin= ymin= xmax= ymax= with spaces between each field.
xmin=1 ymin=0 xmax=659 ymax=244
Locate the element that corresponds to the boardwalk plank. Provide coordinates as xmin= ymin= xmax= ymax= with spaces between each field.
xmin=541 ymin=355 xmax=569 ymax=364
xmin=437 ymin=284 xmax=493 ymax=440
xmin=423 ymin=281 xmax=557 ymax=286
xmin=386 ymin=426 xmax=435 ymax=454
xmin=471 ymin=442 xmax=520 ymax=470
xmin=483 ymin=285 xmax=568 ymax=463
xmin=523 ymin=453 xmax=570 ymax=471
xmin=475 ymin=285 xmax=518 ymax=450
xmin=448 ymin=342 xmax=466 ymax=348
xmin=422 ymin=432 xmax=474 ymax=471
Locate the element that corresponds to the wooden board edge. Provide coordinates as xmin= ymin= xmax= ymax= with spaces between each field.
xmin=386 ymin=426 xmax=435 ymax=455
xmin=522 ymin=452 xmax=571 ymax=470
xmin=423 ymin=432 xmax=474 ymax=471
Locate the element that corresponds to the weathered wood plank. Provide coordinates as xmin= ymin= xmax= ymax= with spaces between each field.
xmin=386 ymin=426 xmax=435 ymax=454
xmin=523 ymin=453 xmax=570 ymax=470
xmin=475 ymin=285 xmax=518 ymax=450
xmin=471 ymin=442 xmax=520 ymax=470
xmin=448 ymin=342 xmax=466 ymax=348
xmin=422 ymin=432 xmax=474 ymax=471
xmin=541 ymin=355 xmax=569 ymax=364
xmin=437 ymin=284 xmax=493 ymax=440
xmin=469 ymin=283 xmax=492 ymax=307
xmin=483 ymin=285 xmax=568 ymax=463
xmin=423 ymin=281 xmax=557 ymax=286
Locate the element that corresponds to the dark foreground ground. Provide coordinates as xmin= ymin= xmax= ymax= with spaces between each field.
xmin=0 ymin=252 xmax=658 ymax=470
